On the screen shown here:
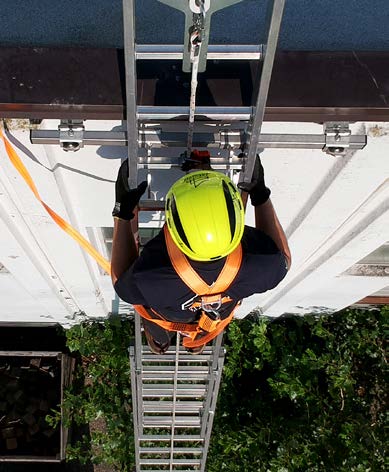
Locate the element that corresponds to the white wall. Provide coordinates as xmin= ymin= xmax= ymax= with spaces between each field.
xmin=0 ymin=120 xmax=387 ymax=325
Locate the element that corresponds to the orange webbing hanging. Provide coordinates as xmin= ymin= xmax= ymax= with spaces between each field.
xmin=0 ymin=129 xmax=111 ymax=275
xmin=163 ymin=225 xmax=242 ymax=295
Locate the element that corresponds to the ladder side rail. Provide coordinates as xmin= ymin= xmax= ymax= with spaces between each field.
xmin=200 ymin=344 xmax=226 ymax=472
xmin=129 ymin=342 xmax=141 ymax=472
xmin=169 ymin=333 xmax=181 ymax=470
xmin=123 ymin=0 xmax=139 ymax=189
xmin=239 ymin=0 xmax=286 ymax=185
xmin=199 ymin=335 xmax=224 ymax=439
xmin=134 ymin=313 xmax=144 ymax=449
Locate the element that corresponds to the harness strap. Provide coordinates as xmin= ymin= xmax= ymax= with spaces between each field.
xmin=134 ymin=303 xmax=239 ymax=348
xmin=164 ymin=225 xmax=242 ymax=295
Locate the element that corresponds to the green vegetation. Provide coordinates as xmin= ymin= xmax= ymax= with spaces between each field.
xmin=208 ymin=307 xmax=388 ymax=472
xmin=47 ymin=307 xmax=387 ymax=471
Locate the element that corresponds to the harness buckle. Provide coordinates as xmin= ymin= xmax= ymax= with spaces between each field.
xmin=198 ymin=311 xmax=221 ymax=332
xmin=201 ymin=294 xmax=222 ymax=314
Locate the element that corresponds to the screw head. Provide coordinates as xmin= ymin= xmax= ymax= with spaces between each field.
xmin=62 ymin=142 xmax=80 ymax=152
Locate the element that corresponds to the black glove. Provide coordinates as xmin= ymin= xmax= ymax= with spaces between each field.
xmin=112 ymin=160 xmax=147 ymax=220
xmin=238 ymin=154 xmax=271 ymax=206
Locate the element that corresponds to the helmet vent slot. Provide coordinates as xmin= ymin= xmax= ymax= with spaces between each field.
xmin=170 ymin=196 xmax=192 ymax=252
xmin=222 ymin=181 xmax=235 ymax=242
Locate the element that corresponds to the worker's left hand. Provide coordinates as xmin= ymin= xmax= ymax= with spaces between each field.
xmin=112 ymin=160 xmax=147 ymax=220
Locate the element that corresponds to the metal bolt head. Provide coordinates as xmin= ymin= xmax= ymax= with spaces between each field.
xmin=62 ymin=142 xmax=81 ymax=152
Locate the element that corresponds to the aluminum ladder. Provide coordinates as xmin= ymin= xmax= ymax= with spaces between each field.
xmin=129 ymin=315 xmax=225 ymax=472
xmin=124 ymin=1 xmax=286 ymax=471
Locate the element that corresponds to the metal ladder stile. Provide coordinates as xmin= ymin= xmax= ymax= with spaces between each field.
xmin=123 ymin=1 xmax=287 ymax=471
xmin=129 ymin=319 xmax=226 ymax=472
xmin=239 ymin=0 xmax=286 ymax=186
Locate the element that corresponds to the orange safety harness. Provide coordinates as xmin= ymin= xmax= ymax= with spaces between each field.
xmin=133 ymin=225 xmax=243 ymax=348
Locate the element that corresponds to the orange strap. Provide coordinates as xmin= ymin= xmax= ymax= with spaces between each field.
xmin=133 ymin=303 xmax=239 ymax=348
xmin=164 ymin=225 xmax=242 ymax=295
xmin=0 ymin=129 xmax=111 ymax=275
xmin=133 ymin=305 xmax=199 ymax=332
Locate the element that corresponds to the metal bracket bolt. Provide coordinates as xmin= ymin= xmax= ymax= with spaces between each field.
xmin=58 ymin=119 xmax=85 ymax=152
xmin=323 ymin=122 xmax=351 ymax=157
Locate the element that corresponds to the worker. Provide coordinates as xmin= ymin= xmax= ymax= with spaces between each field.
xmin=111 ymin=152 xmax=291 ymax=354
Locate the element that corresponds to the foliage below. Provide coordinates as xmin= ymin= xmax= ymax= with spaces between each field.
xmin=47 ymin=308 xmax=387 ymax=471
xmin=47 ymin=316 xmax=135 ymax=471
xmin=207 ymin=307 xmax=388 ymax=472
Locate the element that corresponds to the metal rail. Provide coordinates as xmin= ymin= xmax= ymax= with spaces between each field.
xmin=123 ymin=0 xmax=139 ymax=188
xmin=31 ymin=128 xmax=367 ymax=151
xmin=239 ymin=0 xmax=286 ymax=185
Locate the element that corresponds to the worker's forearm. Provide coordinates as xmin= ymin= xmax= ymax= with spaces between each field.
xmin=255 ymin=199 xmax=291 ymax=269
xmin=111 ymin=218 xmax=138 ymax=286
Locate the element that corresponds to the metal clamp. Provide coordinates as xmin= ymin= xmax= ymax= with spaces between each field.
xmin=189 ymin=0 xmax=210 ymax=14
xmin=323 ymin=122 xmax=351 ymax=156
xmin=58 ymin=119 xmax=85 ymax=152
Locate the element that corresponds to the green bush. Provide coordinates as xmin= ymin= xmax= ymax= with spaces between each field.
xmin=207 ymin=307 xmax=388 ymax=472
xmin=48 ymin=307 xmax=387 ymax=471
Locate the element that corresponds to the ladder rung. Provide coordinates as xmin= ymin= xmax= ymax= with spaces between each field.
xmin=142 ymin=372 xmax=209 ymax=381
xmin=143 ymin=401 xmax=203 ymax=413
xmin=139 ymin=447 xmax=202 ymax=454
xmin=139 ymin=434 xmax=203 ymax=442
xmin=143 ymin=416 xmax=201 ymax=427
xmin=142 ymin=384 xmax=207 ymax=398
xmin=142 ymin=354 xmax=211 ymax=362
xmin=139 ymin=458 xmax=201 ymax=466
xmin=142 ymin=365 xmax=209 ymax=373
xmin=138 ymin=199 xmax=165 ymax=211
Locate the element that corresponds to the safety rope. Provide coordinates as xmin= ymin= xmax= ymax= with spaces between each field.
xmin=187 ymin=1 xmax=206 ymax=153
xmin=0 ymin=129 xmax=111 ymax=275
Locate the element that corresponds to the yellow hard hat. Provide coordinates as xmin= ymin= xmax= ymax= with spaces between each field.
xmin=165 ymin=171 xmax=245 ymax=261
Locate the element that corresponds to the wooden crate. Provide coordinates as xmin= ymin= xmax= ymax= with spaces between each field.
xmin=0 ymin=351 xmax=75 ymax=463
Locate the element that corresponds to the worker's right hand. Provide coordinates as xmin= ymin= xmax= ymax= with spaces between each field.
xmin=238 ymin=154 xmax=271 ymax=206
xmin=112 ymin=160 xmax=147 ymax=220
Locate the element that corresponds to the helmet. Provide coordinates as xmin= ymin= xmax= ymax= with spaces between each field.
xmin=165 ymin=171 xmax=245 ymax=261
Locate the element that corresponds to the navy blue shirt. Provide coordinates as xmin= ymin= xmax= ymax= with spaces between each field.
xmin=114 ymin=226 xmax=287 ymax=321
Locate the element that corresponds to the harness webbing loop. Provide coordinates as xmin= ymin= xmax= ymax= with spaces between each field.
xmin=133 ymin=303 xmax=239 ymax=348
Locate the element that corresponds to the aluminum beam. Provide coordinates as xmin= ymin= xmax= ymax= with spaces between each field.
xmin=240 ymin=0 xmax=286 ymax=185
xmin=30 ymin=129 xmax=367 ymax=150
xmin=123 ymin=0 xmax=138 ymax=188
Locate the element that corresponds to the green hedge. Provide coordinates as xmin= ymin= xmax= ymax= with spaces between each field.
xmin=208 ymin=307 xmax=388 ymax=472
xmin=50 ymin=307 xmax=387 ymax=471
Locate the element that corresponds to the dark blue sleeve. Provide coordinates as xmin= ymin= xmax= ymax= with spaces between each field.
xmin=113 ymin=229 xmax=170 ymax=305
xmin=114 ymin=264 xmax=147 ymax=305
